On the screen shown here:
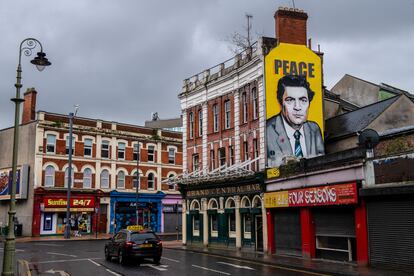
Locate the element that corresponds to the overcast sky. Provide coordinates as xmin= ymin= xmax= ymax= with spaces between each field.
xmin=1 ymin=0 xmax=413 ymax=129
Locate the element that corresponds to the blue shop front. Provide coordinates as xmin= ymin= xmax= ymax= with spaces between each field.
xmin=110 ymin=191 xmax=165 ymax=233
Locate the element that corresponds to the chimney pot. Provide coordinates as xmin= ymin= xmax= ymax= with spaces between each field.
xmin=22 ymin=87 xmax=37 ymax=124
xmin=274 ymin=7 xmax=308 ymax=45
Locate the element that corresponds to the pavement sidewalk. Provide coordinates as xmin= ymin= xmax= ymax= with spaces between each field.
xmin=163 ymin=243 xmax=412 ymax=276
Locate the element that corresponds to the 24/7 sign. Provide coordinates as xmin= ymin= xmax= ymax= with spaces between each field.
xmin=44 ymin=197 xmax=95 ymax=208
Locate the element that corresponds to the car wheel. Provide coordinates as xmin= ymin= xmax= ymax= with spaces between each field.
xmin=118 ymin=250 xmax=127 ymax=265
xmin=105 ymin=247 xmax=111 ymax=261
xmin=153 ymin=256 xmax=161 ymax=265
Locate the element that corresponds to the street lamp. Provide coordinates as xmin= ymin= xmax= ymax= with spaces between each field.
xmin=135 ymin=142 xmax=140 ymax=226
xmin=64 ymin=105 xmax=79 ymax=239
xmin=2 ymin=38 xmax=51 ymax=276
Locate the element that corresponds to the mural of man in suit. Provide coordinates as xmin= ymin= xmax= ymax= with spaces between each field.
xmin=266 ymin=75 xmax=324 ymax=167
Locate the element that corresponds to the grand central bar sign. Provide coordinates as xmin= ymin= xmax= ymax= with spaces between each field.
xmin=264 ymin=183 xmax=358 ymax=208
xmin=187 ymin=183 xmax=261 ymax=198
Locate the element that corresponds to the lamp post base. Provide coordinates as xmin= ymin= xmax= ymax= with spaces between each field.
xmin=64 ymin=224 xmax=71 ymax=239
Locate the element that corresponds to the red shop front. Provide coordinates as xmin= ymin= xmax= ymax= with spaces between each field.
xmin=32 ymin=188 xmax=104 ymax=236
xmin=264 ymin=182 xmax=368 ymax=264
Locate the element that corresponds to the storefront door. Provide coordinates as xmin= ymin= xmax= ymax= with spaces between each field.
xmin=274 ymin=209 xmax=302 ymax=256
xmin=255 ymin=215 xmax=263 ymax=251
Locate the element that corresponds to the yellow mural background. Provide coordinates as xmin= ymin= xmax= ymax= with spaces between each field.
xmin=264 ymin=43 xmax=324 ymax=132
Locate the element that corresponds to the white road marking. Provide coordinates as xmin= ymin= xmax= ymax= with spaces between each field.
xmin=47 ymin=252 xmax=77 ymax=258
xmin=105 ymin=268 xmax=122 ymax=276
xmin=0 ymin=248 xmax=25 ymax=252
xmin=161 ymin=256 xmax=180 ymax=262
xmin=192 ymin=264 xmax=231 ymax=275
xmin=30 ymin=257 xmax=102 ymax=264
xmin=44 ymin=269 xmax=70 ymax=276
xmin=142 ymin=264 xmax=168 ymax=271
xmin=217 ymin=261 xmax=255 ymax=270
xmin=88 ymin=259 xmax=101 ymax=266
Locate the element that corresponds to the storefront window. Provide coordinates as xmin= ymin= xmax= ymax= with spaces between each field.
xmin=193 ymin=215 xmax=200 ymax=236
xmin=244 ymin=214 xmax=252 ymax=233
xmin=211 ymin=214 xmax=218 ymax=232
xmin=229 ymin=213 xmax=236 ymax=232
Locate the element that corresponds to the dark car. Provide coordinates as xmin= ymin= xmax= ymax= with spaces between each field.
xmin=105 ymin=229 xmax=162 ymax=265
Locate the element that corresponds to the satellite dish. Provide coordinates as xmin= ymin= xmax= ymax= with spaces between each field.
xmin=358 ymin=129 xmax=380 ymax=149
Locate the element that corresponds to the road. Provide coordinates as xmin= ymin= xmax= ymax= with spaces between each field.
xmin=1 ymin=240 xmax=330 ymax=276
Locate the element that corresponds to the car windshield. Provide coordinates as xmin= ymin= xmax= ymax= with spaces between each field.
xmin=130 ymin=232 xmax=158 ymax=242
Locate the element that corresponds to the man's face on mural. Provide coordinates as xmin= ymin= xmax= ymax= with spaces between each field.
xmin=281 ymin=86 xmax=309 ymax=129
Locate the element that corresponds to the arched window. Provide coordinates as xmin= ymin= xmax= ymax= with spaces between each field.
xmin=117 ymin=171 xmax=125 ymax=189
xmin=45 ymin=165 xmax=55 ymax=187
xmin=147 ymin=173 xmax=155 ymax=190
xmin=64 ymin=167 xmax=74 ymax=188
xmin=168 ymin=174 xmax=175 ymax=190
xmin=83 ymin=168 xmax=92 ymax=188
xmin=100 ymin=170 xmax=109 ymax=189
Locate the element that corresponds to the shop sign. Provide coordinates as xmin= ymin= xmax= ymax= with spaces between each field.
xmin=187 ymin=183 xmax=261 ymax=198
xmin=163 ymin=204 xmax=182 ymax=213
xmin=265 ymin=183 xmax=357 ymax=208
xmin=43 ymin=197 xmax=95 ymax=211
xmin=0 ymin=165 xmax=29 ymax=200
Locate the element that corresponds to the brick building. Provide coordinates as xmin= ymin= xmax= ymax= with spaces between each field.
xmin=0 ymin=88 xmax=183 ymax=236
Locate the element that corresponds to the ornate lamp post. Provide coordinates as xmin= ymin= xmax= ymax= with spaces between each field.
xmin=2 ymin=38 xmax=51 ymax=276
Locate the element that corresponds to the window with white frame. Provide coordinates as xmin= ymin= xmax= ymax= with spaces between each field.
xmin=243 ymin=141 xmax=249 ymax=161
xmin=147 ymin=173 xmax=155 ymax=190
xmin=168 ymin=148 xmax=175 ymax=164
xmin=244 ymin=214 xmax=252 ymax=239
xmin=213 ymin=104 xmax=219 ymax=132
xmin=253 ymin=138 xmax=258 ymax=171
xmin=210 ymin=150 xmax=215 ymax=171
xmin=84 ymin=139 xmax=93 ymax=157
xmin=44 ymin=165 xmax=55 ymax=187
xmin=83 ymin=168 xmax=92 ymax=188
xmin=118 ymin=142 xmax=125 ymax=160
xmin=65 ymin=136 xmax=75 ymax=155
xmin=133 ymin=143 xmax=140 ymax=161
xmin=229 ymin=145 xmax=234 ymax=166
xmin=192 ymin=154 xmax=199 ymax=172
xmin=64 ymin=167 xmax=74 ymax=188
xmin=242 ymin=92 xmax=248 ymax=123
xmin=193 ymin=214 xmax=200 ymax=236
xmin=133 ymin=171 xmax=140 ymax=189
xmin=252 ymin=87 xmax=258 ymax=119
xmin=101 ymin=141 xmax=110 ymax=159
xmin=229 ymin=212 xmax=236 ymax=236
xmin=117 ymin=171 xmax=125 ymax=189
xmin=219 ymin=147 xmax=226 ymax=167
xmin=46 ymin=134 xmax=56 ymax=153
xmin=168 ymin=174 xmax=175 ymax=190
xmin=224 ymin=100 xmax=231 ymax=129
xmin=100 ymin=169 xmax=110 ymax=189
xmin=211 ymin=213 xmax=218 ymax=235
xmin=148 ymin=145 xmax=155 ymax=162
xmin=189 ymin=112 xmax=194 ymax=139
xmin=198 ymin=109 xmax=203 ymax=137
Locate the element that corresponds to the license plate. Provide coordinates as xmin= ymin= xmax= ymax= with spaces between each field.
xmin=140 ymin=244 xmax=152 ymax=248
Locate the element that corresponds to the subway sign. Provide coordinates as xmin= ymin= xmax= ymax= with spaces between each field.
xmin=264 ymin=183 xmax=357 ymax=208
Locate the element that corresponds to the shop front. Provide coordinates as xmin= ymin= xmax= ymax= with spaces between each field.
xmin=161 ymin=194 xmax=182 ymax=233
xmin=109 ymin=191 xmax=164 ymax=233
xmin=32 ymin=188 xmax=104 ymax=236
xmin=180 ymin=173 xmax=266 ymax=251
xmin=265 ymin=182 xmax=368 ymax=263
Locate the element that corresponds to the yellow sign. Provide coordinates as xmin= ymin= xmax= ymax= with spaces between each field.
xmin=264 ymin=191 xmax=289 ymax=208
xmin=266 ymin=168 xmax=280 ymax=179
xmin=127 ymin=225 xmax=144 ymax=231
xmin=265 ymin=43 xmax=325 ymax=171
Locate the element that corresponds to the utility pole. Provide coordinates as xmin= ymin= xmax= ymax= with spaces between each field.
xmin=135 ymin=142 xmax=140 ymax=225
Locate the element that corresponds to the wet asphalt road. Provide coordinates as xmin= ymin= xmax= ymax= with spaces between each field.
xmin=1 ymin=240 xmax=329 ymax=276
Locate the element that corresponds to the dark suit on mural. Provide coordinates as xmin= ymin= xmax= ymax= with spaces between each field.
xmin=266 ymin=114 xmax=324 ymax=167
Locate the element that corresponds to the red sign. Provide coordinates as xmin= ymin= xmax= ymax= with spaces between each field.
xmin=44 ymin=197 xmax=95 ymax=208
xmin=288 ymin=183 xmax=358 ymax=207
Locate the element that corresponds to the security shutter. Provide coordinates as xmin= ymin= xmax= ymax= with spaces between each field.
xmin=164 ymin=213 xmax=181 ymax=233
xmin=367 ymin=200 xmax=414 ymax=270
xmin=274 ymin=209 xmax=302 ymax=256
xmin=314 ymin=207 xmax=355 ymax=237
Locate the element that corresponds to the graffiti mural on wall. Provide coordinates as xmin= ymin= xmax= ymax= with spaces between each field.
xmin=265 ymin=43 xmax=325 ymax=173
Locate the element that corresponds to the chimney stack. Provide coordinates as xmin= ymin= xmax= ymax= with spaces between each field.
xmin=22 ymin=87 xmax=37 ymax=124
xmin=275 ymin=7 xmax=308 ymax=45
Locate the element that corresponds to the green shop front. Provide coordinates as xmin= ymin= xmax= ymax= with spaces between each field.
xmin=179 ymin=173 xmax=266 ymax=251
